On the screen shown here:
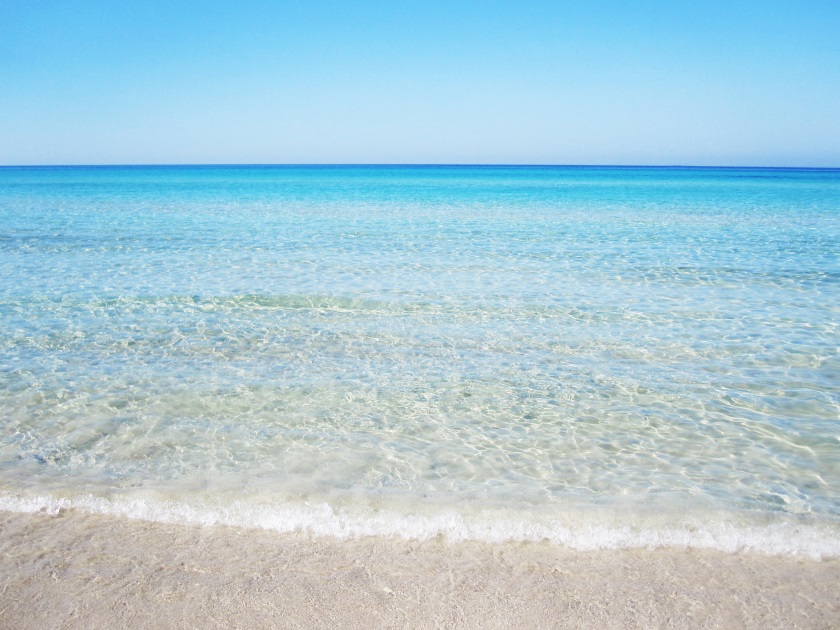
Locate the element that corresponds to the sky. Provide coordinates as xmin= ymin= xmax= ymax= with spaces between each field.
xmin=1 ymin=0 xmax=838 ymax=166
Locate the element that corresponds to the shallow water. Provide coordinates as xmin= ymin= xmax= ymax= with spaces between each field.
xmin=1 ymin=165 xmax=838 ymax=556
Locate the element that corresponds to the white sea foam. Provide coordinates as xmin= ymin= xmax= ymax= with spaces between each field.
xmin=2 ymin=492 xmax=838 ymax=561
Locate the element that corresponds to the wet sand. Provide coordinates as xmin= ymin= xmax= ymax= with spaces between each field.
xmin=1 ymin=509 xmax=838 ymax=629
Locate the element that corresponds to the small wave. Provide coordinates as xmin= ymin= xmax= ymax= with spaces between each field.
xmin=2 ymin=492 xmax=838 ymax=561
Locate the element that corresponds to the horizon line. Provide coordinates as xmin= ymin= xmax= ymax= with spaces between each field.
xmin=1 ymin=163 xmax=839 ymax=170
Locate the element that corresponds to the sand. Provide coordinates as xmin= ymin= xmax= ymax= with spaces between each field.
xmin=0 ymin=509 xmax=838 ymax=629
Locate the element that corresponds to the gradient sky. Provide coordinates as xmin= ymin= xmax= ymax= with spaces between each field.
xmin=1 ymin=0 xmax=838 ymax=166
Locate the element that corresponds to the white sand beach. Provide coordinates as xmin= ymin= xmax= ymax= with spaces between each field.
xmin=1 ymin=509 xmax=838 ymax=629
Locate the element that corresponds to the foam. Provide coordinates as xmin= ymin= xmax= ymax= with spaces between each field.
xmin=2 ymin=491 xmax=838 ymax=560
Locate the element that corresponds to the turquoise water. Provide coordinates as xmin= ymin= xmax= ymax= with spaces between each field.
xmin=1 ymin=165 xmax=838 ymax=556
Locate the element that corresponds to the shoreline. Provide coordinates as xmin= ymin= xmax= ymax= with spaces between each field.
xmin=1 ymin=509 xmax=838 ymax=629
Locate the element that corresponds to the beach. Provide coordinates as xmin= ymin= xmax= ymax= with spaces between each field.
xmin=1 ymin=165 xmax=838 ymax=626
xmin=3 ymin=0 xmax=840 ymax=623
xmin=2 ymin=509 xmax=838 ymax=629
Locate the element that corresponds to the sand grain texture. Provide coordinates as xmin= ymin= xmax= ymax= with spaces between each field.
xmin=0 ymin=510 xmax=838 ymax=629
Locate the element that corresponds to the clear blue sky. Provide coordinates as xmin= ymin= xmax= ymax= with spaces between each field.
xmin=1 ymin=0 xmax=838 ymax=166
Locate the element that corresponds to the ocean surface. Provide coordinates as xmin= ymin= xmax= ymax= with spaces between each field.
xmin=0 ymin=165 xmax=838 ymax=558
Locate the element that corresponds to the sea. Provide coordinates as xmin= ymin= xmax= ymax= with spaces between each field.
xmin=0 ymin=165 xmax=838 ymax=558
